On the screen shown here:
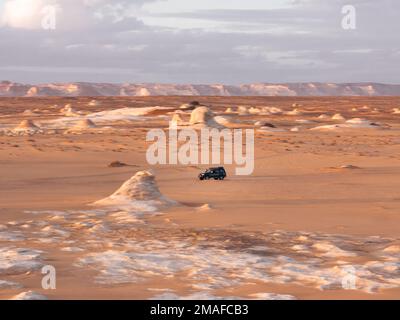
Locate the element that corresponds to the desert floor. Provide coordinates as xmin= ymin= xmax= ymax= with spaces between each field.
xmin=0 ymin=96 xmax=399 ymax=300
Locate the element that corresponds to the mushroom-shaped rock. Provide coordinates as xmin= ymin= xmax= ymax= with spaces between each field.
xmin=93 ymin=171 xmax=177 ymax=212
xmin=88 ymin=100 xmax=101 ymax=107
xmin=60 ymin=104 xmax=80 ymax=117
xmin=169 ymin=113 xmax=185 ymax=128
xmin=15 ymin=119 xmax=39 ymax=131
xmin=332 ymin=113 xmax=345 ymax=121
xmin=189 ymin=106 xmax=224 ymax=129
xmin=73 ymin=119 xmax=97 ymax=129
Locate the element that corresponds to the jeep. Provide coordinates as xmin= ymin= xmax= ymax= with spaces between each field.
xmin=199 ymin=167 xmax=227 ymax=181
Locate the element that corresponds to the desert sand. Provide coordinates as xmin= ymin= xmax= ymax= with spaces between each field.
xmin=0 ymin=96 xmax=399 ymax=300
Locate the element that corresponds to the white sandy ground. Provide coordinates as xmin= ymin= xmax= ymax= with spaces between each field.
xmin=2 ymin=205 xmax=400 ymax=299
xmin=310 ymin=118 xmax=388 ymax=131
xmin=0 ymin=171 xmax=399 ymax=300
xmin=84 ymin=106 xmax=174 ymax=122
xmin=150 ymin=292 xmax=296 ymax=300
xmin=0 ymin=104 xmax=393 ymax=136
xmin=10 ymin=291 xmax=48 ymax=300
xmin=41 ymin=106 xmax=172 ymax=130
xmin=0 ymin=106 xmax=175 ymax=135
xmin=0 ymin=247 xmax=43 ymax=276
xmin=0 ymin=280 xmax=22 ymax=289
xmin=1 ymin=96 xmax=400 ymax=300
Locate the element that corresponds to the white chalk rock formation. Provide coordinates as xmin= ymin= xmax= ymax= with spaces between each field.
xmin=311 ymin=118 xmax=385 ymax=131
xmin=214 ymin=116 xmax=237 ymax=126
xmin=0 ymin=247 xmax=42 ymax=275
xmin=169 ymin=113 xmax=186 ymax=129
xmin=261 ymin=107 xmax=283 ymax=115
xmin=286 ymin=109 xmax=303 ymax=116
xmin=249 ymin=107 xmax=261 ymax=115
xmin=179 ymin=103 xmax=190 ymax=110
xmin=21 ymin=109 xmax=36 ymax=116
xmin=10 ymin=291 xmax=48 ymax=300
xmin=74 ymin=119 xmax=97 ymax=129
xmin=197 ymin=203 xmax=213 ymax=211
xmin=12 ymin=120 xmax=41 ymax=135
xmin=310 ymin=125 xmax=342 ymax=131
xmin=189 ymin=106 xmax=224 ymax=129
xmin=254 ymin=121 xmax=276 ymax=128
xmin=15 ymin=120 xmax=39 ymax=131
xmin=258 ymin=126 xmax=286 ymax=132
xmin=88 ymin=100 xmax=101 ymax=107
xmin=237 ymin=106 xmax=249 ymax=115
xmin=296 ymin=119 xmax=315 ymax=124
xmin=180 ymin=103 xmax=199 ymax=110
xmin=332 ymin=113 xmax=345 ymax=121
xmin=60 ymin=104 xmax=80 ymax=117
xmin=345 ymin=118 xmax=381 ymax=128
xmin=86 ymin=106 xmax=174 ymax=122
xmin=65 ymin=119 xmax=98 ymax=133
xmin=93 ymin=171 xmax=177 ymax=212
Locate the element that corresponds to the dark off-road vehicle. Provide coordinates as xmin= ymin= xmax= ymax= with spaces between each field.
xmin=199 ymin=167 xmax=227 ymax=181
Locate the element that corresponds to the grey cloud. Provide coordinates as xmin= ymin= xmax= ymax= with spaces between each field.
xmin=0 ymin=0 xmax=399 ymax=84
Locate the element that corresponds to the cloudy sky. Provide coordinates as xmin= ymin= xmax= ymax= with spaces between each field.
xmin=0 ymin=0 xmax=399 ymax=84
